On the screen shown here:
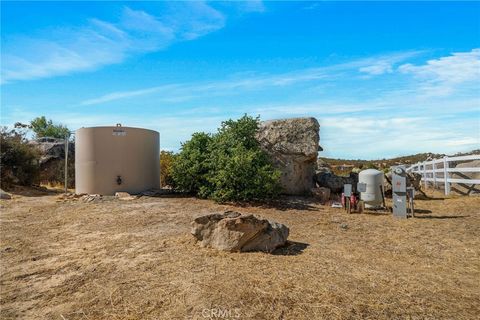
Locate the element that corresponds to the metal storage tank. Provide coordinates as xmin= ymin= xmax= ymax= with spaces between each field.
xmin=358 ymin=169 xmax=384 ymax=208
xmin=75 ymin=125 xmax=160 ymax=195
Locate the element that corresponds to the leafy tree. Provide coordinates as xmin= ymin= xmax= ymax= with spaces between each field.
xmin=0 ymin=127 xmax=40 ymax=188
xmin=29 ymin=116 xmax=70 ymax=139
xmin=171 ymin=115 xmax=281 ymax=202
xmin=160 ymin=150 xmax=177 ymax=187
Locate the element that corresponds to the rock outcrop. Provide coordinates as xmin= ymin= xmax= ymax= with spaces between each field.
xmin=256 ymin=117 xmax=320 ymax=195
xmin=30 ymin=138 xmax=74 ymax=165
xmin=191 ymin=211 xmax=289 ymax=252
xmin=314 ymin=172 xmax=358 ymax=194
xmin=316 ymin=158 xmax=332 ymax=174
xmin=30 ymin=138 xmax=75 ymax=187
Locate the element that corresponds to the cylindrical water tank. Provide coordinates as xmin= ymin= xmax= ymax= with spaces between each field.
xmin=358 ymin=169 xmax=384 ymax=208
xmin=75 ymin=125 xmax=160 ymax=195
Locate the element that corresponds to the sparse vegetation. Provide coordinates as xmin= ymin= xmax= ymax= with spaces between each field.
xmin=0 ymin=127 xmax=40 ymax=188
xmin=10 ymin=116 xmax=74 ymax=188
xmin=320 ymin=149 xmax=480 ymax=175
xmin=0 ymin=189 xmax=478 ymax=319
xmin=171 ymin=115 xmax=281 ymax=202
xmin=160 ymin=150 xmax=176 ymax=187
xmin=38 ymin=154 xmax=75 ymax=189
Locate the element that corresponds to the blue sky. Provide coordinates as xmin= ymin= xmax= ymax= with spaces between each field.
xmin=1 ymin=1 xmax=479 ymax=159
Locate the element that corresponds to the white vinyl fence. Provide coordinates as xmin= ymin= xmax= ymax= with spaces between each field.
xmin=406 ymin=154 xmax=480 ymax=195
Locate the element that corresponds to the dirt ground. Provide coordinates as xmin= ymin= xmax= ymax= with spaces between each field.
xmin=0 ymin=188 xmax=479 ymax=320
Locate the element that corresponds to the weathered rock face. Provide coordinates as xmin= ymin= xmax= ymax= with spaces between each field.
xmin=256 ymin=117 xmax=320 ymax=195
xmin=191 ymin=211 xmax=289 ymax=252
xmin=316 ymin=158 xmax=332 ymax=174
xmin=314 ymin=172 xmax=358 ymax=194
xmin=29 ymin=139 xmax=75 ymax=187
xmin=30 ymin=139 xmax=75 ymax=165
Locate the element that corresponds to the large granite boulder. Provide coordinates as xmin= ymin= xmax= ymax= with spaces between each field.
xmin=30 ymin=138 xmax=74 ymax=165
xmin=256 ymin=117 xmax=320 ymax=195
xmin=314 ymin=172 xmax=358 ymax=194
xmin=191 ymin=211 xmax=289 ymax=252
xmin=29 ymin=138 xmax=75 ymax=187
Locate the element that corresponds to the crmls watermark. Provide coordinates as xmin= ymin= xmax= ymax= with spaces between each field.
xmin=201 ymin=307 xmax=241 ymax=319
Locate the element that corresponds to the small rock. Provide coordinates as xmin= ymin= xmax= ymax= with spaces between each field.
xmin=82 ymin=194 xmax=102 ymax=202
xmin=57 ymin=192 xmax=84 ymax=201
xmin=340 ymin=223 xmax=349 ymax=230
xmin=331 ymin=202 xmax=342 ymax=208
xmin=115 ymin=192 xmax=137 ymax=201
xmin=0 ymin=189 xmax=12 ymax=200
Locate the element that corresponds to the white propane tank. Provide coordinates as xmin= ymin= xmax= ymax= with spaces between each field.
xmin=358 ymin=169 xmax=384 ymax=208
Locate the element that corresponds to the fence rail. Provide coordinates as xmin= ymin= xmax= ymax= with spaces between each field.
xmin=406 ymin=154 xmax=480 ymax=195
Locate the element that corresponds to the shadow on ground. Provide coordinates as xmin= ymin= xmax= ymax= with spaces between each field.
xmin=414 ymin=209 xmax=433 ymax=214
xmin=237 ymin=196 xmax=320 ymax=211
xmin=272 ymin=241 xmax=309 ymax=256
xmin=415 ymin=215 xmax=469 ymax=220
xmin=5 ymin=185 xmax=62 ymax=197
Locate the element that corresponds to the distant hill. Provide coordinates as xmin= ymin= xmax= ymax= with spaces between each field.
xmin=320 ymin=149 xmax=480 ymax=175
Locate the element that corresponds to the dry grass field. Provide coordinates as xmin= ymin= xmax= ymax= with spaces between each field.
xmin=0 ymin=188 xmax=479 ymax=320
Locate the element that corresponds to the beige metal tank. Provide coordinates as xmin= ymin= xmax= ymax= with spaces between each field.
xmin=75 ymin=125 xmax=160 ymax=195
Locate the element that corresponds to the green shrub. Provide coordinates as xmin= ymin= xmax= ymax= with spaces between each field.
xmin=171 ymin=132 xmax=212 ymax=194
xmin=171 ymin=115 xmax=281 ymax=202
xmin=0 ymin=127 xmax=40 ymax=188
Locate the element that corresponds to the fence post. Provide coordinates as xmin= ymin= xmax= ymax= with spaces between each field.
xmin=64 ymin=135 xmax=69 ymax=194
xmin=423 ymin=161 xmax=427 ymax=189
xmin=443 ymin=156 xmax=450 ymax=195
xmin=432 ymin=161 xmax=436 ymax=189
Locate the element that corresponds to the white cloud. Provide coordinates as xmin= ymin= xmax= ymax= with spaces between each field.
xmin=358 ymin=51 xmax=422 ymax=75
xmin=79 ymin=51 xmax=421 ymax=106
xmin=2 ymin=30 xmax=128 ymax=83
xmin=359 ymin=62 xmax=393 ymax=75
xmin=398 ymin=48 xmax=480 ymax=96
xmin=80 ymin=84 xmax=180 ymax=106
xmin=4 ymin=46 xmax=478 ymax=159
xmin=164 ymin=1 xmax=226 ymax=40
xmin=121 ymin=7 xmax=172 ymax=35
xmin=319 ymin=115 xmax=479 ymax=159
xmin=1 ymin=3 xmax=227 ymax=83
